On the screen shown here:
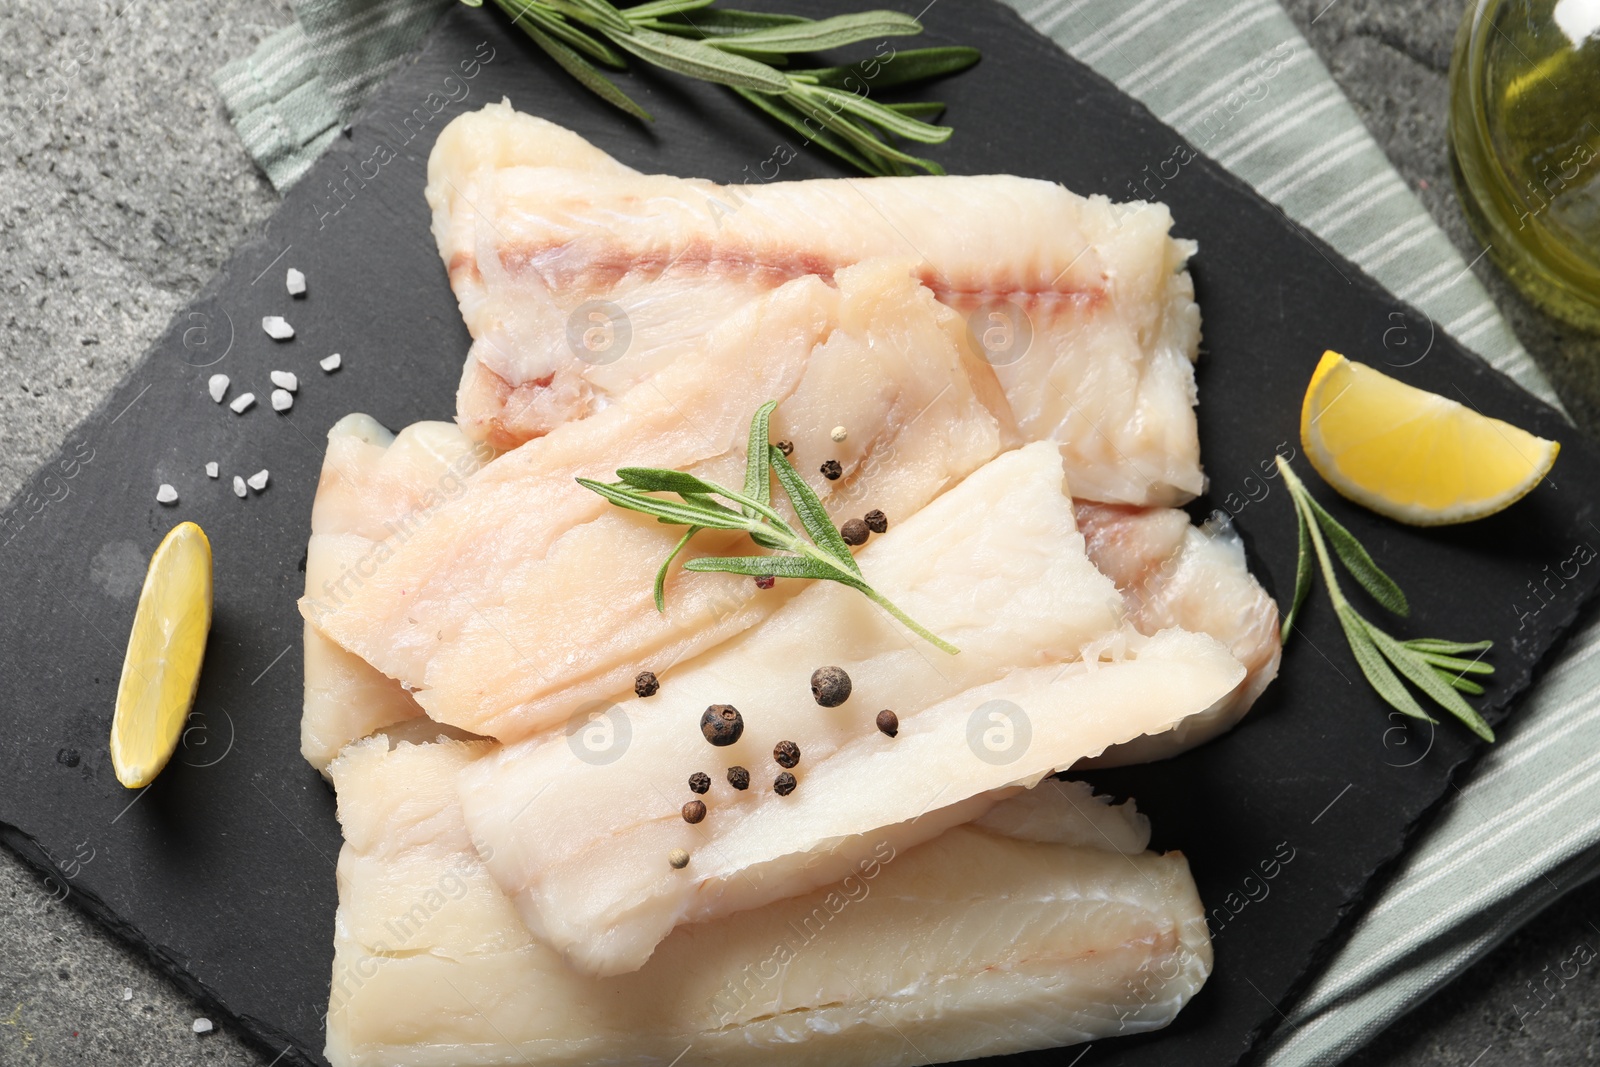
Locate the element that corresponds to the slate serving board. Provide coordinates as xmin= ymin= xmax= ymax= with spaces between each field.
xmin=2 ymin=2 xmax=1598 ymax=1065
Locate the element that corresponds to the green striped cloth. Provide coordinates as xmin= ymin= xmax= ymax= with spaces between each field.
xmin=212 ymin=2 xmax=1596 ymax=1063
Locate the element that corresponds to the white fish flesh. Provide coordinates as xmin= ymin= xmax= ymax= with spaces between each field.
xmin=325 ymin=735 xmax=1212 ymax=1067
xmin=1075 ymin=503 xmax=1282 ymax=766
xmin=300 ymin=415 xmax=494 ymax=772
xmin=428 ymin=101 xmax=1202 ymax=506
xmin=305 ymin=260 xmax=1007 ymax=744
xmin=456 ymin=443 xmax=1244 ymax=975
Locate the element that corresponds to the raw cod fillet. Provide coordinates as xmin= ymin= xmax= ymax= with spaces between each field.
xmin=300 ymin=415 xmax=494 ymax=772
xmin=1078 ymin=503 xmax=1282 ymax=766
xmin=305 ymin=260 xmax=1006 ymax=744
xmin=457 ymin=443 xmax=1244 ymax=975
xmin=325 ymin=735 xmax=1212 ymax=1067
xmin=428 ymin=101 xmax=1203 ymax=506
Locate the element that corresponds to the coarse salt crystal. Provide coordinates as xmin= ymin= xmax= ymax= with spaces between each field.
xmin=156 ymin=484 xmax=178 ymax=505
xmin=270 ymin=370 xmax=298 ymax=392
xmin=230 ymin=392 xmax=255 ymax=414
xmin=262 ymin=316 xmax=294 ymax=340
xmin=233 ymin=476 xmax=247 ymax=498
xmin=286 ymin=267 xmax=306 ymax=297
xmin=271 ymin=389 xmax=293 ymax=412
xmin=207 ymin=374 xmax=229 ymax=403
xmin=205 ymin=462 xmax=218 ymax=478
xmin=247 ymin=469 xmax=269 ymax=491
xmin=122 ymin=987 xmax=132 ymax=1001
xmin=192 ymin=1017 xmax=213 ymax=1034
xmin=320 ymin=352 xmax=341 ymax=372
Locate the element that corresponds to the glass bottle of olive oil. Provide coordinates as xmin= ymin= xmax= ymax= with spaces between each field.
xmin=1449 ymin=0 xmax=1600 ymax=331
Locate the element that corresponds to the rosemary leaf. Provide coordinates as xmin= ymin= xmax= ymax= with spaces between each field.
xmin=684 ymin=554 xmax=835 ymax=579
xmin=885 ymin=101 xmax=946 ymax=118
xmin=741 ymin=399 xmax=776 ymax=509
xmin=1363 ymin=621 xmax=1495 ymax=741
xmin=654 ymin=526 xmax=699 ymax=611
xmin=791 ymin=46 xmax=980 ymax=90
xmin=1412 ymin=651 xmax=1495 ymax=675
xmin=621 ymin=0 xmax=716 ymax=20
xmin=1282 ymin=491 xmax=1314 ymax=642
xmin=519 ymin=2 xmax=631 ymax=67
xmin=644 ymin=8 xmax=809 ymax=35
xmin=783 ymin=85 xmax=944 ymax=173
xmin=1403 ymin=637 xmax=1494 ymax=655
xmin=768 ymin=446 xmax=861 ymax=574
xmin=575 ymin=478 xmax=751 ymax=529
xmin=702 ymin=10 xmax=922 ymax=54
xmin=605 ymin=25 xmax=790 ymax=90
xmin=806 ymin=85 xmax=954 ymax=144
xmin=730 ymin=87 xmax=888 ymax=174
xmin=1303 ymin=492 xmax=1410 ymax=616
xmin=513 ymin=15 xmax=653 ymax=120
xmin=1336 ymin=604 xmax=1434 ymax=722
xmin=616 ymin=467 xmax=726 ymax=497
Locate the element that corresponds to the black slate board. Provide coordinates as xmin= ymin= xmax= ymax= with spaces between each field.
xmin=2 ymin=3 xmax=1598 ymax=1065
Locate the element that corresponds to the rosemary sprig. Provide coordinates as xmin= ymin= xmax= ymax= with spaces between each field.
xmin=1277 ymin=457 xmax=1495 ymax=741
xmin=576 ymin=401 xmax=958 ymax=654
xmin=463 ymin=0 xmax=980 ymax=175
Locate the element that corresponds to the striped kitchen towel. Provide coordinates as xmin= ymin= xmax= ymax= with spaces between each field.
xmin=211 ymin=2 xmax=1599 ymax=1063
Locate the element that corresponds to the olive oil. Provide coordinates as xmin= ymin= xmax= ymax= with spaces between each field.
xmin=1449 ymin=0 xmax=1600 ymax=331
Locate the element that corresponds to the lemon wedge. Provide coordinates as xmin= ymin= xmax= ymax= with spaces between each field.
xmin=1300 ymin=350 xmax=1559 ymax=526
xmin=111 ymin=522 xmax=213 ymax=788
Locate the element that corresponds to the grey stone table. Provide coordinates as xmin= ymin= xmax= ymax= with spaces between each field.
xmin=0 ymin=0 xmax=1595 ymax=1064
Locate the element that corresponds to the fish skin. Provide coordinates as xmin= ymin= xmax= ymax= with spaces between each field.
xmin=456 ymin=443 xmax=1244 ymax=976
xmin=300 ymin=416 xmax=496 ymax=773
xmin=305 ymin=261 xmax=1005 ymax=745
xmin=324 ymin=735 xmax=1212 ymax=1067
xmin=1074 ymin=503 xmax=1283 ymax=766
xmin=428 ymin=101 xmax=1201 ymax=506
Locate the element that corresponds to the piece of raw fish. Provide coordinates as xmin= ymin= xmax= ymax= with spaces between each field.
xmin=306 ymin=261 xmax=1006 ymax=744
xmin=300 ymin=415 xmax=494 ymax=772
xmin=457 ymin=443 xmax=1243 ymax=975
xmin=325 ymin=736 xmax=1212 ymax=1067
xmin=1075 ymin=503 xmax=1282 ymax=766
xmin=428 ymin=101 xmax=1201 ymax=506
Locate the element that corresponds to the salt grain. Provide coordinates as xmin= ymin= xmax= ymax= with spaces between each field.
xmin=262 ymin=316 xmax=294 ymax=340
xmin=192 ymin=1017 xmax=213 ymax=1034
xmin=205 ymin=462 xmax=218 ymax=478
xmin=286 ymin=267 xmax=306 ymax=297
xmin=232 ymin=476 xmax=247 ymax=498
xmin=320 ymin=352 xmax=342 ymax=372
xmin=247 ymin=469 xmax=269 ymax=491
xmin=270 ymin=370 xmax=298 ymax=392
xmin=271 ymin=388 xmax=293 ymax=412
xmin=207 ymin=374 xmax=229 ymax=403
xmin=121 ymin=987 xmax=132 ymax=1001
xmin=156 ymin=484 xmax=178 ymax=505
xmin=229 ymin=392 xmax=255 ymax=414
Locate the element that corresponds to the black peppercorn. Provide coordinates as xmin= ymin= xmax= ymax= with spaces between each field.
xmin=754 ymin=575 xmax=775 ymax=590
xmin=810 ymin=665 xmax=852 ymax=707
xmin=634 ymin=670 xmax=659 ymax=697
xmin=773 ymin=740 xmax=801 ymax=768
xmin=820 ymin=459 xmax=842 ymax=481
xmin=688 ymin=771 xmax=711 ymax=794
xmin=776 ymin=439 xmax=794 ymax=456
xmin=876 ymin=709 xmax=899 ymax=737
xmin=840 ymin=518 xmax=869 ymax=546
xmin=864 ymin=509 xmax=888 ymax=534
xmin=682 ymin=799 xmax=707 ymax=824
xmin=773 ymin=772 xmax=797 ymax=796
xmin=701 ymin=704 xmax=744 ymax=746
xmin=727 ymin=765 xmax=751 ymax=790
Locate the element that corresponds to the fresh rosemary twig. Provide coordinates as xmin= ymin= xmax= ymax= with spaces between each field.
xmin=462 ymin=0 xmax=980 ymax=175
xmin=1277 ymin=457 xmax=1496 ymax=741
xmin=576 ymin=401 xmax=959 ymax=654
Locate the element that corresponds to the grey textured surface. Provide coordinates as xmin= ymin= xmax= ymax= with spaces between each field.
xmin=0 ymin=1 xmax=1595 ymax=1065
